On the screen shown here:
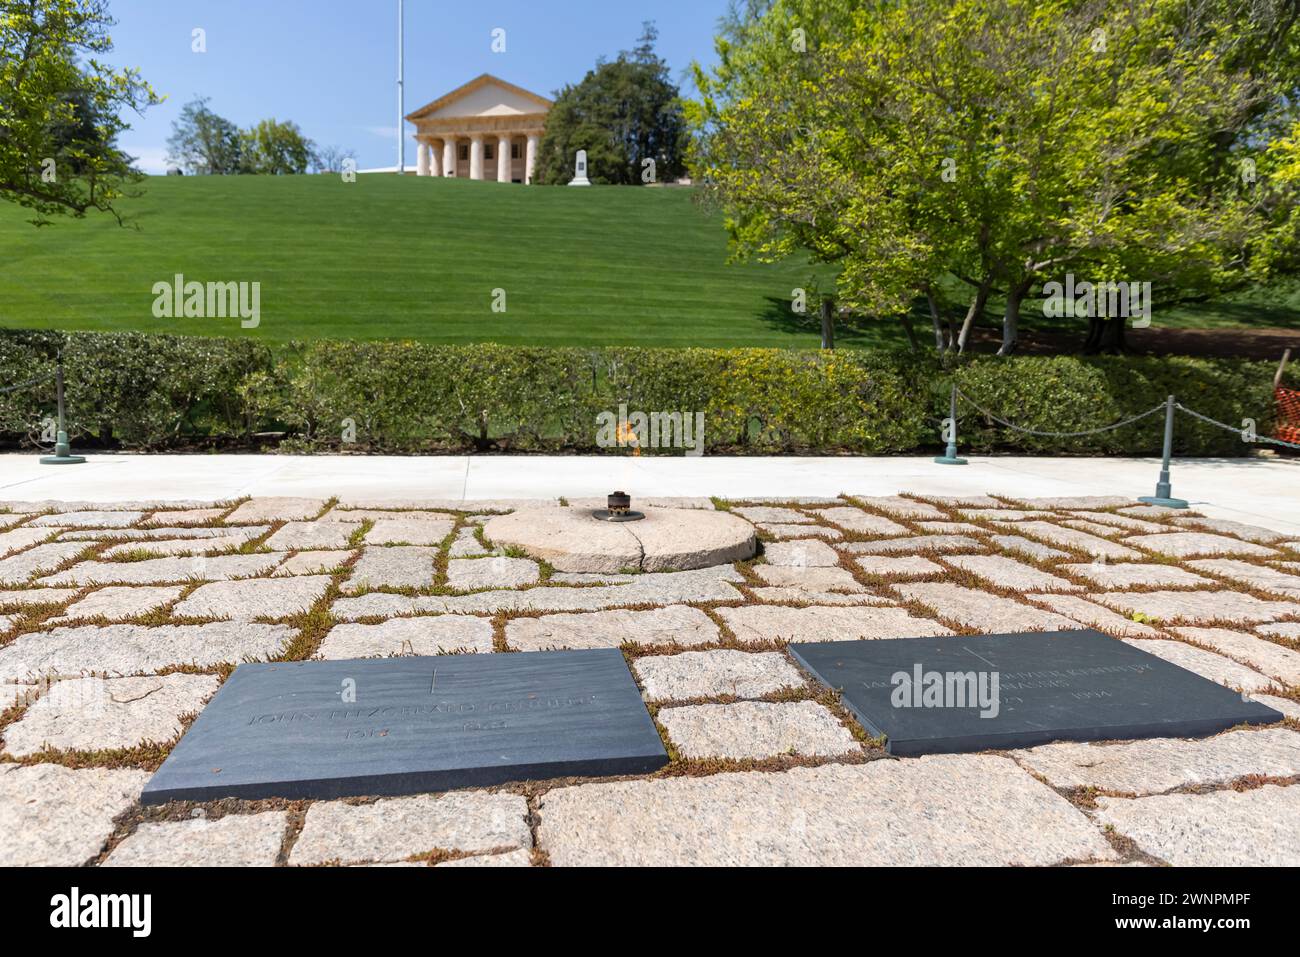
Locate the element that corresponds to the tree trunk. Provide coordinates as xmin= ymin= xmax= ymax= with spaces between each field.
xmin=1096 ymin=316 xmax=1127 ymax=354
xmin=997 ymin=279 xmax=1033 ymax=357
xmin=819 ymin=299 xmax=835 ymax=351
xmin=925 ymin=288 xmax=947 ymax=353
xmin=1082 ymin=316 xmax=1104 ymax=354
xmin=957 ymin=278 xmax=992 ymax=354
xmin=899 ymin=314 xmax=921 ymax=353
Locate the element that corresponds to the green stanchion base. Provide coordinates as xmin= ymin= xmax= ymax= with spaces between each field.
xmin=933 ymin=455 xmax=968 ymax=465
xmin=40 ymin=455 xmax=86 ymax=465
xmin=1138 ymin=496 xmax=1188 ymax=508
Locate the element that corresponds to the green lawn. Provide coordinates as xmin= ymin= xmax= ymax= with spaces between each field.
xmin=0 ymin=174 xmax=864 ymax=348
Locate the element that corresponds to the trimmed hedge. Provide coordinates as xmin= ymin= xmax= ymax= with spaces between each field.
xmin=0 ymin=331 xmax=1282 ymax=456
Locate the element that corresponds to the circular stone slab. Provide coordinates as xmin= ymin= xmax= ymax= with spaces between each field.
xmin=483 ymin=508 xmax=756 ymax=574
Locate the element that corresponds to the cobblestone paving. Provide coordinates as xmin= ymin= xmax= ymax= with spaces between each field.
xmin=0 ymin=493 xmax=1296 ymax=866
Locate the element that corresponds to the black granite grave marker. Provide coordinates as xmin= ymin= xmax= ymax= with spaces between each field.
xmin=142 ymin=649 xmax=667 ymax=804
xmin=790 ymin=629 xmax=1283 ymax=756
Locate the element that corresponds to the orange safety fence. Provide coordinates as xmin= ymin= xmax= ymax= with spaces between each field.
xmin=1276 ymin=386 xmax=1300 ymax=446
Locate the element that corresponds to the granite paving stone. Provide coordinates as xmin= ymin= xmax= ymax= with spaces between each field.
xmin=31 ymin=510 xmax=144 ymax=528
xmin=943 ymin=554 xmax=1082 ymax=592
xmin=364 ymin=518 xmax=454 ymax=547
xmin=105 ymin=811 xmax=288 ymax=867
xmin=1089 ymin=589 xmax=1300 ymax=625
xmin=988 ymin=535 xmax=1070 ymax=561
xmin=446 ymin=557 xmax=541 ymax=590
xmin=1120 ymin=638 xmax=1277 ymax=692
xmin=1186 ymin=559 xmax=1300 ymax=598
xmin=748 ymin=588 xmax=888 ymax=605
xmin=538 ymin=756 xmax=1113 ymax=866
xmin=0 ymin=543 xmax=88 ymax=584
xmin=1062 ymin=562 xmax=1213 ymax=589
xmin=814 ymin=507 xmax=909 ymax=535
xmin=1247 ymin=694 xmax=1300 ymax=719
xmin=1169 ymin=517 xmax=1291 ymax=544
xmin=1171 ymin=627 xmax=1300 ymax=685
xmin=226 ymin=498 xmax=327 ymax=523
xmin=448 ymin=528 xmax=489 ymax=558
xmin=917 ymin=521 xmax=987 ymax=535
xmin=1013 ymin=728 xmax=1300 ymax=793
xmin=41 ymin=553 xmax=285 ymax=586
xmin=1026 ymin=595 xmax=1162 ymax=638
xmin=328 ymin=509 xmax=457 ymax=523
xmin=732 ymin=506 xmax=811 ymax=524
xmin=1094 ymin=786 xmax=1300 ymax=866
xmin=264 ymin=521 xmax=356 ymax=551
xmin=763 ymin=539 xmax=841 ymax=567
xmin=0 ymin=622 xmax=294 ymax=683
xmin=272 ymin=549 xmax=354 ymax=576
xmin=1125 ymin=531 xmax=1278 ymax=558
xmin=632 ymin=650 xmax=805 ymax=702
xmin=3 ymin=674 xmax=220 ymax=757
xmin=435 ymin=849 xmax=533 ymax=868
xmin=853 ymin=556 xmax=944 ymax=579
xmin=844 ymin=535 xmax=984 ymax=555
xmin=751 ymin=565 xmax=864 ymax=593
xmin=506 ymin=605 xmax=719 ymax=651
xmin=657 ymin=700 xmax=858 ymax=760
xmin=173 ymin=576 xmax=332 ymax=620
xmin=891 ymin=583 xmax=1080 ymax=633
xmin=318 ymin=615 xmax=494 ymax=658
xmin=0 ymin=587 xmax=78 ymax=607
xmin=143 ymin=508 xmax=228 ymax=526
xmin=851 ymin=496 xmax=947 ymax=519
xmin=289 ymin=791 xmax=531 ymax=865
xmin=48 ymin=585 xmax=183 ymax=625
xmin=1257 ymin=622 xmax=1300 ymax=640
xmin=1017 ymin=496 xmax=1135 ymax=509
xmin=1068 ymin=512 xmax=1167 ymax=533
xmin=1004 ymin=522 xmax=1142 ymax=559
xmin=0 ymin=764 xmax=149 ymax=866
xmin=103 ymin=535 xmax=254 ymax=558
xmin=0 ymin=527 xmax=62 ymax=553
xmin=62 ymin=526 xmax=268 ymax=541
xmin=759 ymin=523 xmax=842 ymax=540
xmin=344 ymin=546 xmax=437 ymax=593
xmin=334 ymin=567 xmax=744 ymax=618
xmin=718 ymin=604 xmax=953 ymax=644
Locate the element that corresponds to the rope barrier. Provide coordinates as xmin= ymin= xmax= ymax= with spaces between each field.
xmin=1174 ymin=402 xmax=1300 ymax=451
xmin=0 ymin=370 xmax=56 ymax=395
xmin=955 ymin=388 xmax=1167 ymax=438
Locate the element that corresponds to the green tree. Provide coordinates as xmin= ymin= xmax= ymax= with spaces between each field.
xmin=536 ymin=22 xmax=688 ymax=185
xmin=692 ymin=0 xmax=1300 ymax=354
xmin=238 ymin=118 xmax=314 ymax=175
xmin=0 ymin=0 xmax=160 ymax=225
xmin=165 ymin=96 xmax=241 ymax=174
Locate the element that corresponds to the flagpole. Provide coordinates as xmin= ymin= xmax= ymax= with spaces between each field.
xmin=397 ymin=0 xmax=405 ymax=174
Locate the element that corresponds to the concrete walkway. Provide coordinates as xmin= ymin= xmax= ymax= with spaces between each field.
xmin=4 ymin=453 xmax=1299 ymax=533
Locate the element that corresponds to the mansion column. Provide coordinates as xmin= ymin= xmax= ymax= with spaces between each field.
xmin=442 ymin=137 xmax=457 ymax=177
xmin=416 ymin=140 xmax=430 ymax=176
xmin=525 ymin=133 xmax=540 ymax=185
xmin=429 ymin=141 xmax=442 ymax=177
xmin=497 ymin=135 xmax=512 ymax=183
xmin=469 ymin=135 xmax=484 ymax=180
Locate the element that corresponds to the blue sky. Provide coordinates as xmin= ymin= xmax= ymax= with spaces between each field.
xmin=103 ymin=0 xmax=733 ymax=172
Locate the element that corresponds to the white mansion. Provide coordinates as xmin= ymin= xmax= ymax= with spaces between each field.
xmin=405 ymin=74 xmax=552 ymax=184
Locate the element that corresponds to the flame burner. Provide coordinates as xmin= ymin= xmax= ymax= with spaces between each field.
xmin=592 ymin=491 xmax=645 ymax=522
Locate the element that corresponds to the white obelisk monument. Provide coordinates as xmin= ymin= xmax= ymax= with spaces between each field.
xmin=569 ymin=149 xmax=592 ymax=186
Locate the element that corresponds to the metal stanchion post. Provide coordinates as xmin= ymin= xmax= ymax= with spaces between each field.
xmin=40 ymin=362 xmax=85 ymax=465
xmin=1137 ymin=395 xmax=1187 ymax=508
xmin=934 ymin=384 xmax=968 ymax=465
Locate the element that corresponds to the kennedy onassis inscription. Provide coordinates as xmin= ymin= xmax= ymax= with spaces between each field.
xmin=791 ymin=629 xmax=1283 ymax=756
xmin=142 ymin=649 xmax=667 ymax=804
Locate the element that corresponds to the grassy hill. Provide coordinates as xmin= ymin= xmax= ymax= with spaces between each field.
xmin=0 ymin=174 xmax=855 ymax=348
